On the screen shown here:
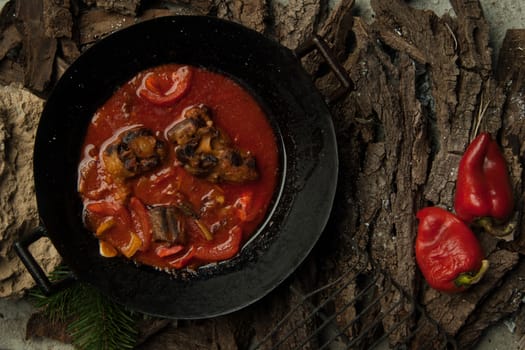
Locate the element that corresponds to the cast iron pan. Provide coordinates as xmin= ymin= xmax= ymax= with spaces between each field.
xmin=16 ymin=16 xmax=345 ymax=319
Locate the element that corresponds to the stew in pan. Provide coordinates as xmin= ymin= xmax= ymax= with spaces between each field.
xmin=78 ymin=63 xmax=279 ymax=270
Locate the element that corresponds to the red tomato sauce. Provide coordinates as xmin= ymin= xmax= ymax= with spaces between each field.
xmin=78 ymin=64 xmax=279 ymax=270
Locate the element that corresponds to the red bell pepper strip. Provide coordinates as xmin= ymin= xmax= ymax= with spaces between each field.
xmin=194 ymin=225 xmax=243 ymax=261
xmin=168 ymin=246 xmax=196 ymax=269
xmin=155 ymin=244 xmax=185 ymax=258
xmin=415 ymin=207 xmax=489 ymax=293
xmin=129 ymin=197 xmax=152 ymax=251
xmin=86 ymin=200 xmax=132 ymax=229
xmin=137 ymin=66 xmax=192 ymax=106
xmin=85 ymin=200 xmax=121 ymax=216
xmin=234 ymin=192 xmax=259 ymax=222
xmin=454 ymin=133 xmax=514 ymax=235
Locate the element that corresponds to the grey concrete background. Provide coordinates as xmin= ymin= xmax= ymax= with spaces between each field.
xmin=0 ymin=0 xmax=524 ymax=349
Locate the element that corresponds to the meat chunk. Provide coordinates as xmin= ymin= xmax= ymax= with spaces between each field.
xmin=166 ymin=105 xmax=259 ymax=183
xmin=102 ymin=127 xmax=167 ymax=179
xmin=148 ymin=205 xmax=186 ymax=244
xmin=166 ymin=106 xmax=211 ymax=145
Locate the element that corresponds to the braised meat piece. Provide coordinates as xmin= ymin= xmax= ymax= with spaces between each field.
xmin=148 ymin=205 xmax=186 ymax=244
xmin=166 ymin=105 xmax=259 ymax=183
xmin=102 ymin=127 xmax=167 ymax=179
xmin=166 ymin=106 xmax=212 ymax=145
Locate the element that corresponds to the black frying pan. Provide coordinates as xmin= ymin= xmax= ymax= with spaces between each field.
xmin=15 ymin=16 xmax=347 ymax=319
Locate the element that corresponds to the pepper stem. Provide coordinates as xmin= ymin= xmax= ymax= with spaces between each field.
xmin=476 ymin=217 xmax=515 ymax=237
xmin=455 ymin=259 xmax=490 ymax=287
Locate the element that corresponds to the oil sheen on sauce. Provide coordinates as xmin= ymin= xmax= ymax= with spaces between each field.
xmin=78 ymin=64 xmax=279 ymax=270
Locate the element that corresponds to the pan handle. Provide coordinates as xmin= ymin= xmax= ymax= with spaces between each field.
xmin=14 ymin=226 xmax=76 ymax=296
xmin=294 ymin=34 xmax=354 ymax=104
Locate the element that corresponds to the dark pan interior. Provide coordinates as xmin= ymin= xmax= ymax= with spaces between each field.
xmin=34 ymin=16 xmax=338 ymax=318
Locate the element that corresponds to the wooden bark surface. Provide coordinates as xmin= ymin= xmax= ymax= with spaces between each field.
xmin=1 ymin=0 xmax=525 ymax=349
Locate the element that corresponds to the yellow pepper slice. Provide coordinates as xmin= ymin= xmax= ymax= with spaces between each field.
xmin=195 ymin=219 xmax=213 ymax=241
xmin=95 ymin=217 xmax=116 ymax=237
xmin=120 ymin=232 xmax=142 ymax=258
xmin=99 ymin=240 xmax=118 ymax=258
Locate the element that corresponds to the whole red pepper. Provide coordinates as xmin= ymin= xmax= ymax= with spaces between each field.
xmin=454 ymin=133 xmax=514 ymax=235
xmin=415 ymin=207 xmax=489 ymax=293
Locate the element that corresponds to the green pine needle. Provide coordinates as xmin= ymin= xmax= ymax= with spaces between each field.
xmin=28 ymin=265 xmax=77 ymax=323
xmin=28 ymin=265 xmax=139 ymax=350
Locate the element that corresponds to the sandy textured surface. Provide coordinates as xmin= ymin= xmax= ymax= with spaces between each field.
xmin=0 ymin=85 xmax=62 ymax=299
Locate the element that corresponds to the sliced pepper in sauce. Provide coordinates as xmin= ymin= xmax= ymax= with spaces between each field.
xmin=120 ymin=232 xmax=142 ymax=258
xmin=137 ymin=66 xmax=192 ymax=106
xmin=129 ymin=197 xmax=153 ymax=251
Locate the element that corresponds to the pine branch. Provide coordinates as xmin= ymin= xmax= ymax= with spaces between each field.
xmin=67 ymin=284 xmax=138 ymax=350
xmin=28 ymin=265 xmax=140 ymax=350
xmin=28 ymin=265 xmax=77 ymax=323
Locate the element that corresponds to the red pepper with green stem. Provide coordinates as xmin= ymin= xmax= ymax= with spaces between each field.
xmin=415 ymin=207 xmax=489 ymax=293
xmin=454 ymin=132 xmax=514 ymax=236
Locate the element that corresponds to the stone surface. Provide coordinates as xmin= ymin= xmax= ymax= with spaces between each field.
xmin=0 ymin=84 xmax=61 ymax=298
xmin=0 ymin=298 xmax=73 ymax=350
